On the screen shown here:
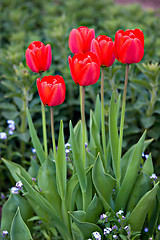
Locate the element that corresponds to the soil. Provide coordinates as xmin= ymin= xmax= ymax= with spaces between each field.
xmin=114 ymin=0 xmax=160 ymax=10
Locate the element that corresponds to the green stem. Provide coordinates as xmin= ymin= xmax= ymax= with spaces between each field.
xmin=81 ymin=86 xmax=87 ymax=211
xmin=50 ymin=106 xmax=56 ymax=159
xmin=39 ymin=73 xmax=48 ymax=157
xmin=101 ymin=67 xmax=107 ymax=168
xmin=80 ymin=86 xmax=83 ymax=119
xmin=117 ymin=64 xmax=129 ymax=188
xmin=147 ymin=84 xmax=158 ymax=117
xmin=62 ymin=198 xmax=72 ymax=239
xmin=81 ymin=86 xmax=86 ymax=168
xmin=20 ymin=87 xmax=28 ymax=165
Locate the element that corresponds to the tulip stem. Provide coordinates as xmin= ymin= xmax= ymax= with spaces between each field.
xmin=117 ymin=64 xmax=129 ymax=188
xmin=41 ymin=102 xmax=48 ymax=157
xmin=80 ymin=86 xmax=83 ymax=119
xmin=81 ymin=86 xmax=86 ymax=168
xmin=39 ymin=72 xmax=48 ymax=157
xmin=101 ymin=67 xmax=107 ymax=168
xmin=50 ymin=106 xmax=56 ymax=159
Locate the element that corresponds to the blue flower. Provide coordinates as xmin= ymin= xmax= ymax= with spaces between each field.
xmin=144 ymin=227 xmax=148 ymax=232
xmin=92 ymin=231 xmax=101 ymax=240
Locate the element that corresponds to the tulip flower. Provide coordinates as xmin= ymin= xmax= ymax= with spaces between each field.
xmin=115 ymin=29 xmax=144 ymax=64
xmin=68 ymin=26 xmax=95 ymax=54
xmin=26 ymin=41 xmax=52 ymax=73
xmin=68 ymin=52 xmax=100 ymax=86
xmin=37 ymin=75 xmax=66 ymax=106
xmin=91 ymin=35 xmax=115 ymax=67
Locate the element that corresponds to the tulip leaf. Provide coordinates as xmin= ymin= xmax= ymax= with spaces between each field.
xmin=94 ymin=94 xmax=101 ymax=132
xmin=121 ymin=138 xmax=153 ymax=182
xmin=92 ymin=154 xmax=116 ymax=212
xmin=69 ymin=211 xmax=103 ymax=239
xmin=126 ymin=172 xmax=152 ymax=213
xmin=115 ymin=131 xmax=146 ymax=211
xmin=26 ymin=108 xmax=46 ymax=165
xmin=142 ymin=153 xmax=154 ymax=175
xmin=56 ymin=120 xmax=67 ymax=200
xmin=17 ymin=174 xmax=69 ymax=239
xmin=10 ymin=208 xmax=33 ymax=240
xmin=148 ymin=197 xmax=159 ymax=235
xmin=69 ymin=121 xmax=87 ymax=193
xmin=90 ymin=110 xmax=104 ymax=164
xmin=86 ymin=194 xmax=103 ymax=223
xmin=1 ymin=193 xmax=33 ymax=233
xmin=37 ymin=159 xmax=61 ymax=214
xmin=127 ymin=182 xmax=159 ymax=232
xmin=109 ymin=92 xmax=119 ymax=178
xmin=2 ymin=158 xmax=32 ymax=185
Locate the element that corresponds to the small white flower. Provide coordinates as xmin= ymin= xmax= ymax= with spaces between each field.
xmin=16 ymin=181 xmax=23 ymax=189
xmin=116 ymin=209 xmax=124 ymax=217
xmin=124 ymin=226 xmax=129 ymax=231
xmin=65 ymin=149 xmax=70 ymax=154
xmin=113 ymin=235 xmax=118 ymax=239
xmin=104 ymin=227 xmax=112 ymax=235
xmin=31 ymin=148 xmax=36 ymax=153
xmin=2 ymin=230 xmax=9 ymax=236
xmin=11 ymin=187 xmax=19 ymax=194
xmin=65 ymin=143 xmax=71 ymax=148
xmin=158 ymin=224 xmax=160 ymax=230
xmin=100 ymin=213 xmax=107 ymax=220
xmin=0 ymin=132 xmax=7 ymax=140
xmin=92 ymin=231 xmax=101 ymax=240
xmin=150 ymin=173 xmax=157 ymax=181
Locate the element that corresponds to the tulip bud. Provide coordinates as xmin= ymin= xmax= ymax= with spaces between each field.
xmin=68 ymin=52 xmax=100 ymax=86
xmin=91 ymin=35 xmax=115 ymax=67
xmin=37 ymin=75 xmax=66 ymax=106
xmin=68 ymin=26 xmax=95 ymax=54
xmin=25 ymin=41 xmax=52 ymax=73
xmin=115 ymin=29 xmax=144 ymax=64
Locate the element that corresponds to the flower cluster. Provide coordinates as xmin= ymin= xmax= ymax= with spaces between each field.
xmin=68 ymin=26 xmax=144 ymax=86
xmin=0 ymin=120 xmax=15 ymax=141
xmin=65 ymin=142 xmax=72 ymax=162
xmin=26 ymin=41 xmax=66 ymax=107
xmin=88 ymin=210 xmax=136 ymax=240
xmin=11 ymin=181 xmax=23 ymax=194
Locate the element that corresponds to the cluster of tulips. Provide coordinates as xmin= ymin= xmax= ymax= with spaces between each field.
xmin=25 ymin=26 xmax=144 ymax=106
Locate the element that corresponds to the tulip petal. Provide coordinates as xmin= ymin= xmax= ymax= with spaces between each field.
xmin=119 ymin=38 xmax=144 ymax=64
xmin=91 ymin=39 xmax=102 ymax=66
xmin=77 ymin=62 xmax=100 ymax=86
xmin=44 ymin=44 xmax=52 ymax=71
xmin=26 ymin=49 xmax=39 ymax=73
xmin=69 ymin=29 xmax=83 ymax=54
xmin=48 ymin=83 xmax=65 ymax=106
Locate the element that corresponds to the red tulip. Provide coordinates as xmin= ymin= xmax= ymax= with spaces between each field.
xmin=115 ymin=29 xmax=144 ymax=64
xmin=26 ymin=41 xmax=52 ymax=73
xmin=91 ymin=35 xmax=115 ymax=67
xmin=37 ymin=75 xmax=66 ymax=106
xmin=68 ymin=26 xmax=95 ymax=54
xmin=68 ymin=52 xmax=100 ymax=86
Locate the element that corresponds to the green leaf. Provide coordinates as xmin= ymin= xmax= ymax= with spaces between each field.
xmin=127 ymin=182 xmax=159 ymax=232
xmin=1 ymin=194 xmax=33 ymax=233
xmin=2 ymin=158 xmax=32 ymax=185
xmin=26 ymin=108 xmax=46 ymax=165
xmin=121 ymin=138 xmax=153 ymax=182
xmin=109 ymin=92 xmax=119 ymax=178
xmin=56 ymin=120 xmax=67 ymax=200
xmin=90 ymin=110 xmax=104 ymax=163
xmin=126 ymin=172 xmax=152 ymax=213
xmin=92 ymin=154 xmax=116 ymax=212
xmin=37 ymin=159 xmax=61 ymax=214
xmin=142 ymin=153 xmax=154 ymax=175
xmin=115 ymin=131 xmax=146 ymax=211
xmin=17 ymin=174 xmax=69 ymax=239
xmin=69 ymin=211 xmax=103 ymax=239
xmin=94 ymin=94 xmax=101 ymax=132
xmin=69 ymin=121 xmax=87 ymax=193
xmin=10 ymin=208 xmax=33 ymax=240
xmin=86 ymin=194 xmax=103 ymax=223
